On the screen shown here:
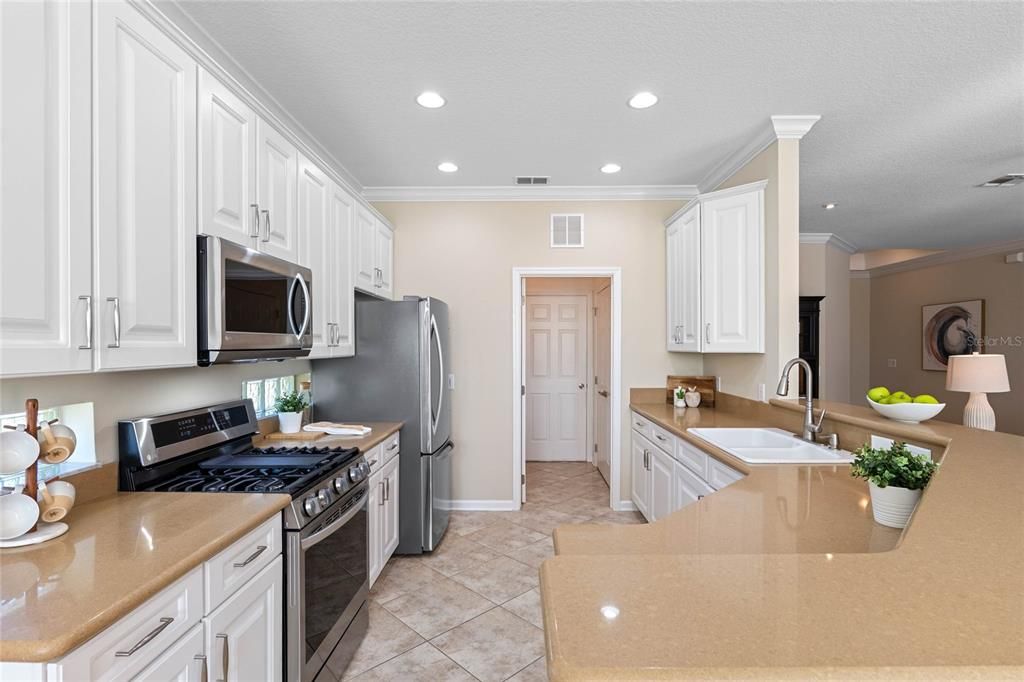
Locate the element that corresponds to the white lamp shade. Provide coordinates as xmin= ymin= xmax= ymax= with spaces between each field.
xmin=945 ymin=353 xmax=1010 ymax=393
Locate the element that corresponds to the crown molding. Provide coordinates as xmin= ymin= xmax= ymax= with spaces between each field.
xmin=362 ymin=185 xmax=699 ymax=203
xmin=799 ymin=232 xmax=858 ymax=253
xmin=849 ymin=270 xmax=872 ymax=280
xmin=698 ymin=115 xmax=821 ymax=193
xmin=851 ymin=239 xmax=1024 ymax=279
xmin=664 ymin=180 xmax=769 ymax=225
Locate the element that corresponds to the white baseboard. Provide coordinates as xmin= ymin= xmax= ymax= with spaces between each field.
xmin=612 ymin=500 xmax=637 ymax=513
xmin=447 ymin=500 xmax=519 ymax=511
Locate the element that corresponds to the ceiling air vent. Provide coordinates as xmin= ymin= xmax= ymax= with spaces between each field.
xmin=978 ymin=174 xmax=1024 ymax=187
xmin=551 ymin=214 xmax=584 ymax=248
xmin=516 ymin=176 xmax=549 ymax=185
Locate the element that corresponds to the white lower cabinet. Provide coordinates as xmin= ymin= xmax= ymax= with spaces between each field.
xmin=631 ymin=411 xmax=744 ymax=522
xmin=368 ymin=434 xmax=401 ymax=587
xmin=135 ymin=623 xmax=206 ymax=682
xmin=203 ymin=557 xmax=283 ymax=682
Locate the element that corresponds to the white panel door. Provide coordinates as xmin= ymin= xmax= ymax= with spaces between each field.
xmin=375 ymin=219 xmax=394 ymax=299
xmin=525 ymin=296 xmax=588 ymax=461
xmin=297 ymin=155 xmax=331 ymax=358
xmin=677 ymin=203 xmax=702 ymax=352
xmin=329 ymin=183 xmax=355 ymax=357
xmin=701 ymin=188 xmax=764 ymax=353
xmin=0 ymin=0 xmax=92 ymax=377
xmin=353 ymin=206 xmax=377 ymax=293
xmin=255 ymin=118 xmax=298 ymax=262
xmin=649 ymin=447 xmax=674 ymax=521
xmin=630 ymin=434 xmax=650 ymax=520
xmin=382 ymin=455 xmax=400 ymax=560
xmin=134 ymin=623 xmax=206 ymax=682
xmin=204 ymin=557 xmax=282 ymax=682
xmin=94 ymin=0 xmax=197 ymax=371
xmin=198 ymin=69 xmax=257 ymax=247
xmin=593 ymin=285 xmax=612 ymax=484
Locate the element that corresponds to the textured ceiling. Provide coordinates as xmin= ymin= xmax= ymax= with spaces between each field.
xmin=173 ymin=0 xmax=1023 ymax=250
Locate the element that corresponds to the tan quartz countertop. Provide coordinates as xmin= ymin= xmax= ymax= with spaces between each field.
xmin=0 ymin=492 xmax=290 ymax=662
xmin=541 ymin=398 xmax=1024 ymax=680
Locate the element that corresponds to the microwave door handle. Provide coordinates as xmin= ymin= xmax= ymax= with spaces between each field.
xmin=286 ymin=276 xmax=299 ymax=336
xmin=294 ymin=274 xmax=311 ymax=340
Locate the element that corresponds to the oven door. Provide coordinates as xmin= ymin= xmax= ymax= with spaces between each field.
xmin=198 ymin=235 xmax=313 ymax=365
xmin=287 ymin=484 xmax=368 ymax=682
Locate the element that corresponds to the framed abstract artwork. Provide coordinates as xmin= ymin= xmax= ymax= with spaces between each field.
xmin=921 ymin=299 xmax=984 ymax=371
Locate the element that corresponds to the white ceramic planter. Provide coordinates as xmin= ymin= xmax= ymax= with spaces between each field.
xmin=868 ymin=482 xmax=922 ymax=528
xmin=674 ymin=398 xmax=687 ymax=408
xmin=278 ymin=412 xmax=303 ymax=434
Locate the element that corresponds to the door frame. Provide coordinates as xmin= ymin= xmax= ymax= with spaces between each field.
xmin=523 ymin=292 xmax=594 ymax=464
xmin=512 ymin=267 xmax=624 ymax=510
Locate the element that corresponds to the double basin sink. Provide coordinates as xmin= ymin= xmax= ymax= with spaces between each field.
xmin=687 ymin=427 xmax=853 ymax=465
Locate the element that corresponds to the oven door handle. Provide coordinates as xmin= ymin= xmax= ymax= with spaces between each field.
xmin=300 ymin=488 xmax=366 ymax=551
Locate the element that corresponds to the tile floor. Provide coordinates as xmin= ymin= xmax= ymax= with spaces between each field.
xmin=343 ymin=461 xmax=645 ymax=681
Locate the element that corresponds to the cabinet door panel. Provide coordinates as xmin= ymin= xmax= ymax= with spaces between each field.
xmin=330 ymin=185 xmax=355 ymax=356
xmin=256 ymin=118 xmax=298 ymax=261
xmin=382 ymin=456 xmax=400 ymax=560
xmin=353 ymin=206 xmax=377 ymax=293
xmin=368 ymin=470 xmax=383 ymax=586
xmin=198 ymin=69 xmax=256 ymax=246
xmin=204 ymin=557 xmax=282 ymax=682
xmin=0 ymin=0 xmax=92 ymax=376
xmin=630 ymin=435 xmax=650 ymax=520
xmin=375 ymin=220 xmax=394 ymax=299
xmin=665 ymin=221 xmax=682 ymax=351
xmin=94 ymin=0 xmax=197 ymax=371
xmin=678 ymin=203 xmax=702 ymax=351
xmin=297 ymin=155 xmax=331 ymax=357
xmin=649 ymin=447 xmax=674 ymax=521
xmin=673 ymin=461 xmax=714 ymax=512
xmin=134 ymin=623 xmax=205 ymax=682
xmin=701 ymin=189 xmax=763 ymax=353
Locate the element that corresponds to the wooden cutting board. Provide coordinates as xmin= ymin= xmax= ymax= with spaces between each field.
xmin=264 ymin=430 xmax=327 ymax=441
xmin=665 ymin=376 xmax=716 ymax=407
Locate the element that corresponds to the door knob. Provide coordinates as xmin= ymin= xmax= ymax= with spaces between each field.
xmin=598 ymin=390 xmax=609 ymax=397
xmin=578 ymin=383 xmax=585 ymax=389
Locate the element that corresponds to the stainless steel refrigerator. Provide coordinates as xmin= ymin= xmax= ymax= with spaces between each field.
xmin=312 ymin=295 xmax=452 ymax=553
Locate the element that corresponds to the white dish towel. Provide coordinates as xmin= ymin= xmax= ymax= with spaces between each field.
xmin=303 ymin=422 xmax=372 ymax=437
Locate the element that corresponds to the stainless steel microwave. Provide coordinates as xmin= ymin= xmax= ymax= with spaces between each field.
xmin=198 ymin=235 xmax=312 ymax=365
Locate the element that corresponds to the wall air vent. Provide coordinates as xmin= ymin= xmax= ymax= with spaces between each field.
xmin=516 ymin=176 xmax=549 ymax=185
xmin=550 ymin=214 xmax=584 ymax=248
xmin=979 ymin=174 xmax=1024 ymax=187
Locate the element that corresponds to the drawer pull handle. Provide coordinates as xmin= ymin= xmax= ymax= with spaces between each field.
xmin=115 ymin=617 xmax=173 ymax=657
xmin=655 ymin=434 xmax=667 ymax=442
xmin=217 ymin=633 xmax=229 ymax=681
xmin=367 ymin=458 xmax=378 ymax=467
xmin=634 ymin=421 xmax=643 ymax=428
xmin=195 ymin=654 xmax=208 ymax=682
xmin=386 ymin=441 xmax=399 ymax=451
xmin=233 ymin=545 xmax=268 ymax=568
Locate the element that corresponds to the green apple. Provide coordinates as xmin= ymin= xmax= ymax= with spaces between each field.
xmin=867 ymin=386 xmax=890 ymax=402
xmin=914 ymin=394 xmax=939 ymax=404
xmin=877 ymin=396 xmax=892 ymax=404
xmin=889 ymin=392 xmax=913 ymax=404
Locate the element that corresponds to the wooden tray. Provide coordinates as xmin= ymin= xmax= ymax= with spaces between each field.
xmin=264 ymin=430 xmax=327 ymax=441
xmin=665 ymin=376 xmax=716 ymax=407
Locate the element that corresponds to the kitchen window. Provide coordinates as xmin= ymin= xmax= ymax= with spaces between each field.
xmin=242 ymin=375 xmax=298 ymax=418
xmin=0 ymin=402 xmax=98 ymax=488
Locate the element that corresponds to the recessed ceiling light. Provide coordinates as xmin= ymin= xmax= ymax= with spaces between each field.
xmin=437 ymin=161 xmax=458 ymax=173
xmin=628 ymin=92 xmax=658 ymax=109
xmin=600 ymin=163 xmax=622 ymax=174
xmin=416 ymin=91 xmax=446 ymax=109
xmin=822 ymin=203 xmax=837 ymax=210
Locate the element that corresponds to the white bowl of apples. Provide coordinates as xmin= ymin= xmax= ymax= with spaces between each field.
xmin=866 ymin=387 xmax=945 ymax=424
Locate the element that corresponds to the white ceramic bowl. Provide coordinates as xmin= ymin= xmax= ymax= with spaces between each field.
xmin=0 ymin=492 xmax=40 ymax=539
xmin=0 ymin=430 xmax=40 ymax=476
xmin=866 ymin=397 xmax=945 ymax=424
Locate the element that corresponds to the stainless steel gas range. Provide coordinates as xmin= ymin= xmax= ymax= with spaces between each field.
xmin=119 ymin=399 xmax=370 ymax=681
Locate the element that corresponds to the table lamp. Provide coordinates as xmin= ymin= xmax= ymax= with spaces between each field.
xmin=945 ymin=352 xmax=1011 ymax=431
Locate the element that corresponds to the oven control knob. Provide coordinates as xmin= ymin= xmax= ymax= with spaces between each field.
xmin=302 ymin=496 xmax=318 ymax=517
xmin=317 ymin=488 xmax=331 ymax=506
xmin=348 ymin=466 xmax=362 ymax=483
xmin=333 ymin=477 xmax=347 ymax=494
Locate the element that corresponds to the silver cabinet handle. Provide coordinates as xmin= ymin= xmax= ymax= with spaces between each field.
xmin=195 ymin=654 xmax=208 ymax=682
xmin=384 ymin=476 xmax=390 ymax=501
xmin=634 ymin=421 xmax=644 ymax=428
xmin=232 ymin=544 xmax=267 ymax=568
xmin=367 ymin=458 xmax=378 ymax=467
xmin=655 ymin=434 xmax=667 ymax=442
xmin=705 ymin=322 xmax=711 ymax=344
xmin=261 ymin=209 xmax=270 ymax=242
xmin=78 ymin=295 xmax=92 ymax=349
xmin=332 ymin=323 xmax=339 ymax=346
xmin=378 ymin=480 xmax=385 ymax=505
xmin=106 ymin=297 xmax=120 ymax=348
xmin=217 ymin=633 xmax=229 ymax=682
xmin=115 ymin=617 xmax=173 ymax=656
xmin=249 ymin=203 xmax=260 ymax=238
xmin=697 ymin=494 xmax=705 ymax=501
xmin=386 ymin=441 xmax=399 ymax=452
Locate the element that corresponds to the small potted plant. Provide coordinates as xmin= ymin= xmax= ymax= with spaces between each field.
xmin=275 ymin=390 xmax=309 ymax=434
xmin=673 ymin=386 xmax=687 ymax=408
xmin=850 ymin=441 xmax=937 ymax=528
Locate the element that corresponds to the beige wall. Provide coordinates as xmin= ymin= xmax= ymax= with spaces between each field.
xmin=0 ymin=360 xmax=312 ymax=464
xmin=373 ymin=200 xmax=701 ymax=505
xmin=849 ymin=275 xmax=872 ymax=403
xmin=799 ymin=242 xmax=852 ymax=402
xmin=868 ymin=253 xmax=1024 ymax=435
xmin=850 ymin=249 xmax=944 ymax=270
xmin=703 ymin=141 xmax=801 ymax=401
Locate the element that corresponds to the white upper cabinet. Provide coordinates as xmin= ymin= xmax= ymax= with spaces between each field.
xmin=94 ymin=0 xmax=197 ymax=371
xmin=198 ymin=70 xmax=257 ymax=246
xmin=0 ymin=0 xmax=92 ymax=377
xmin=255 ymin=118 xmax=299 ymax=262
xmin=354 ymin=205 xmax=394 ymax=299
xmin=375 ymin=219 xmax=394 ymax=299
xmin=665 ymin=182 xmax=764 ymax=354
xmin=298 ymin=155 xmax=331 ymax=358
xmin=329 ymin=184 xmax=356 ymax=357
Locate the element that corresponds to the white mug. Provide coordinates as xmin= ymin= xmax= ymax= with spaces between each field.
xmin=39 ymin=480 xmax=76 ymax=523
xmin=0 ymin=487 xmax=40 ymax=539
xmin=0 ymin=428 xmax=40 ymax=476
xmin=38 ymin=423 xmax=76 ymax=464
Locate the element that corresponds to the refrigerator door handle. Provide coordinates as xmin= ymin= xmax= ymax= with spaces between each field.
xmin=430 ymin=314 xmax=444 ymax=436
